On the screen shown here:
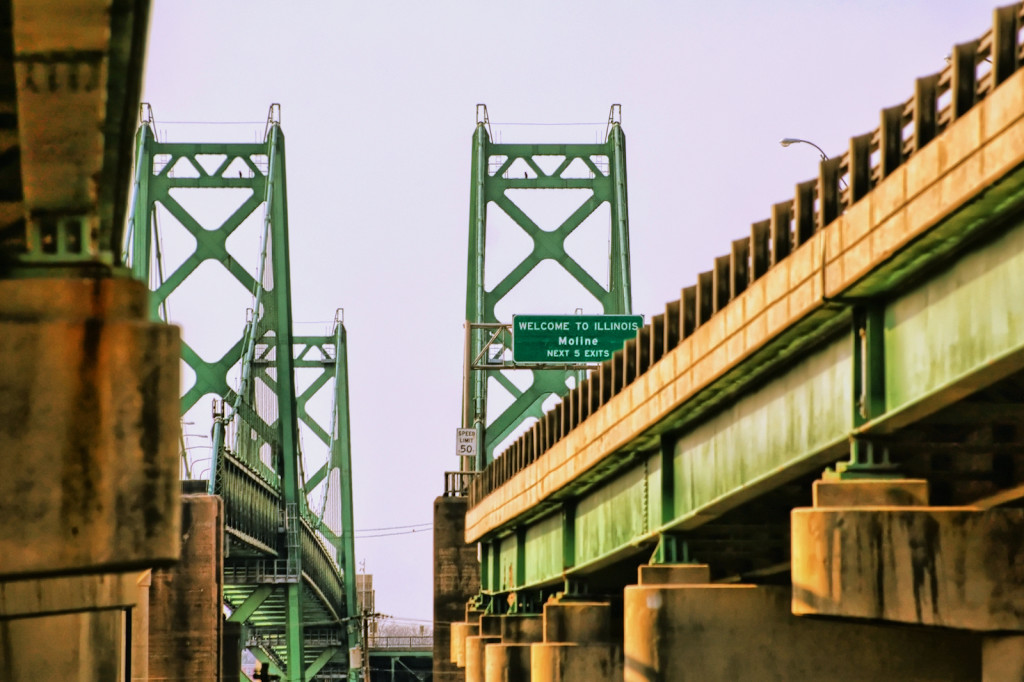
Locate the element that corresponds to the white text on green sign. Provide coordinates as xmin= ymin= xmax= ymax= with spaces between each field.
xmin=512 ymin=315 xmax=644 ymax=363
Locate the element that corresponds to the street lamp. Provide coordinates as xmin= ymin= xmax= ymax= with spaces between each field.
xmin=779 ymin=137 xmax=829 ymax=160
xmin=780 ymin=137 xmax=847 ymax=189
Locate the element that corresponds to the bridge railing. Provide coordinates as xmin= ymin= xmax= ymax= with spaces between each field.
xmin=219 ymin=453 xmax=281 ymax=552
xmin=246 ymin=628 xmax=345 ymax=649
xmin=468 ymin=3 xmax=1024 ymax=508
xmin=224 ymin=559 xmax=298 ymax=585
xmin=444 ymin=470 xmax=474 ymax=497
xmin=299 ymin=516 xmax=348 ymax=619
xmin=367 ymin=635 xmax=433 ymax=649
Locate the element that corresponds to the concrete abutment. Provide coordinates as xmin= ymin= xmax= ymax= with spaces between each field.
xmin=434 ymin=494 xmax=481 ymax=681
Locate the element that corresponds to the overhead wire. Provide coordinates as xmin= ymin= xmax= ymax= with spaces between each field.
xmin=491 ymin=121 xmax=604 ymax=126
xmin=355 ymin=522 xmax=432 ymax=532
xmin=355 ymin=527 xmax=432 ymax=539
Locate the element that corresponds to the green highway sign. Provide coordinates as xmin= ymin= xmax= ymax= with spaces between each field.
xmin=512 ymin=314 xmax=644 ymax=363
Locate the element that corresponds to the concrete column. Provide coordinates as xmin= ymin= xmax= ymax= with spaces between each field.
xmin=0 ymin=278 xmax=181 ymax=681
xmin=485 ymin=642 xmax=531 ymax=682
xmin=452 ymin=621 xmax=480 ymax=667
xmin=466 ymin=634 xmax=501 ymax=682
xmin=637 ymin=563 xmax=710 ymax=585
xmin=434 ymin=495 xmax=480 ymax=682
xmin=500 ymin=614 xmax=542 ymax=643
xmin=131 ymin=570 xmax=151 ymax=681
xmin=149 ymin=494 xmax=224 ymax=680
xmin=483 ymin=614 xmax=543 ymax=682
xmin=0 ymin=279 xmax=180 ymax=580
xmin=542 ymin=601 xmax=619 ymax=644
xmin=623 ymin=583 xmax=981 ymax=681
xmin=531 ymin=601 xmax=623 ymax=681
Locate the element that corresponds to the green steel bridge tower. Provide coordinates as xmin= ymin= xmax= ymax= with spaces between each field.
xmin=464 ymin=105 xmax=634 ymax=468
xmin=125 ymin=105 xmax=359 ymax=681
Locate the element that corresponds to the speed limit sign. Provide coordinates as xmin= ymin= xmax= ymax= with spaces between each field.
xmin=456 ymin=428 xmax=477 ymax=458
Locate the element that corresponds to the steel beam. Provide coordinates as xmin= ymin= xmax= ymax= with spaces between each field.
xmin=464 ymin=105 xmax=634 ymax=465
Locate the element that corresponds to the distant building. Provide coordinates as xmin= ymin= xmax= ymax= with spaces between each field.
xmin=356 ymin=573 xmax=377 ymax=639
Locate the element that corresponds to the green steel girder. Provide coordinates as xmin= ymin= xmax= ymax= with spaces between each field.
xmin=305 ymin=647 xmax=340 ymax=679
xmin=465 ymin=107 xmax=633 ymax=466
xmin=126 ymin=108 xmax=358 ymax=681
xmin=228 ymin=585 xmax=274 ymax=623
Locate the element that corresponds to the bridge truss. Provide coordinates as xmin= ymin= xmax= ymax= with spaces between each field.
xmin=464 ymin=104 xmax=634 ymax=468
xmin=126 ymin=105 xmax=358 ymax=681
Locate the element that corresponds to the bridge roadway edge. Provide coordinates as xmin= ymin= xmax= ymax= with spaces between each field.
xmin=465 ymin=65 xmax=1024 ymax=555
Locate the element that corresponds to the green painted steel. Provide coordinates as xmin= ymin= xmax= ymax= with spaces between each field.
xmin=885 ymin=218 xmax=1024 ymax=415
xmin=575 ymin=454 xmax=658 ymax=568
xmin=125 ymin=108 xmax=356 ymax=681
xmin=488 ymin=334 xmax=853 ymax=593
xmin=672 ymin=336 xmax=851 ymax=522
xmin=523 ymin=514 xmax=562 ymax=585
xmin=498 ymin=534 xmax=518 ymax=592
xmin=464 ymin=108 xmax=634 ymax=466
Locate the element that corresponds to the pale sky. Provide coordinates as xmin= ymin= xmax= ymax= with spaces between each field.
xmin=141 ymin=0 xmax=1000 ymax=624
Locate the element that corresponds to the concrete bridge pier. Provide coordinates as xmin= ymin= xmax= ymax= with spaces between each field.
xmin=435 ymin=493 xmax=481 ymax=681
xmin=623 ymin=579 xmax=980 ymax=682
xmin=0 ymin=278 xmax=181 ymax=681
xmin=531 ymin=600 xmax=623 ymax=681
xmin=792 ymin=477 xmax=1024 ymax=682
xmin=451 ymin=615 xmax=480 ymax=669
xmin=464 ymin=615 xmax=502 ymax=682
xmin=483 ymin=615 xmax=542 ymax=682
xmin=148 ymin=493 xmax=225 ymax=679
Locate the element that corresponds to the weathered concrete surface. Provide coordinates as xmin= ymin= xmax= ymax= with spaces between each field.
xmin=0 ymin=571 xmax=139 ymax=618
xmin=543 ymin=601 xmax=618 ymax=644
xmin=465 ymin=634 xmax=501 ymax=682
xmin=812 ymin=478 xmax=929 ymax=507
xmin=0 ymin=278 xmax=181 ymax=579
xmin=7 ymin=0 xmax=150 ymax=250
xmin=131 ymin=570 xmax=151 ymax=681
xmin=149 ymin=494 xmax=224 ymax=681
xmin=983 ymin=635 xmax=1024 ymax=682
xmin=0 ymin=610 xmax=125 ymax=681
xmin=791 ymin=506 xmax=1024 ymax=630
xmin=479 ymin=613 xmax=502 ymax=636
xmin=529 ymin=601 xmax=623 ymax=682
xmin=452 ymin=621 xmax=480 ymax=668
xmin=531 ymin=643 xmax=623 ymax=682
xmin=485 ymin=642 xmax=531 ymax=682
xmin=624 ymin=583 xmax=981 ymax=681
xmin=637 ymin=563 xmax=710 ymax=585
xmin=500 ymin=614 xmax=543 ymax=643
xmin=434 ymin=495 xmax=479 ymax=681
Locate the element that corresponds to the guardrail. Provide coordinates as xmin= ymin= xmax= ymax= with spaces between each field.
xmin=444 ymin=470 xmax=475 ymax=497
xmin=367 ymin=635 xmax=433 ymax=649
xmin=247 ymin=628 xmax=345 ymax=648
xmin=468 ymin=3 xmax=1024 ymax=507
